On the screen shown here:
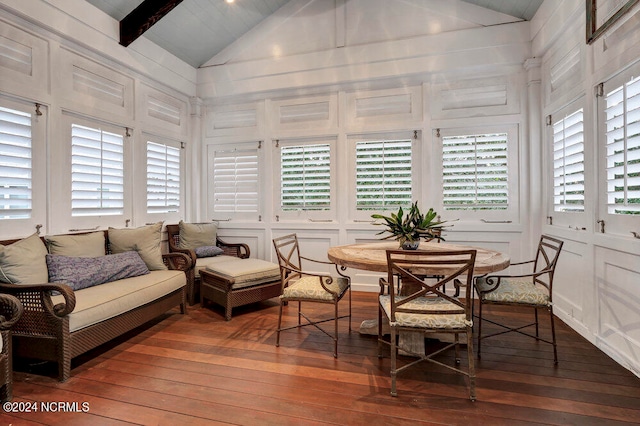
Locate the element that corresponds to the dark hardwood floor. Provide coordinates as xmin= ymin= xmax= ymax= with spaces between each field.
xmin=3 ymin=291 xmax=640 ymax=425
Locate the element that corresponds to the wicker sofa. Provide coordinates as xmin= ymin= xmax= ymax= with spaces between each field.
xmin=0 ymin=225 xmax=191 ymax=382
xmin=0 ymin=294 xmax=23 ymax=401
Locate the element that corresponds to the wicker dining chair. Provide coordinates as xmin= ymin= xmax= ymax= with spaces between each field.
xmin=378 ymin=249 xmax=477 ymax=400
xmin=474 ymin=235 xmax=564 ymax=364
xmin=272 ymin=234 xmax=351 ymax=358
xmin=0 ymin=294 xmax=24 ymax=402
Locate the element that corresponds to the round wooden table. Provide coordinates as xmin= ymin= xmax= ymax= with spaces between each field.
xmin=328 ymin=241 xmax=510 ymax=275
xmin=327 ymin=240 xmax=510 ymax=349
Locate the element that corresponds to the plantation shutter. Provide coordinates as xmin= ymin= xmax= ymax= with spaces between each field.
xmin=605 ymin=75 xmax=640 ymax=215
xmin=553 ymin=109 xmax=585 ymax=212
xmin=0 ymin=106 xmax=32 ymax=219
xmin=442 ymin=133 xmax=508 ymax=210
xmin=146 ymin=141 xmax=181 ymax=214
xmin=355 ymin=139 xmax=412 ymax=210
xmin=281 ymin=143 xmax=331 ymax=210
xmin=71 ymin=124 xmax=124 ymax=216
xmin=213 ymin=148 xmax=259 ymax=213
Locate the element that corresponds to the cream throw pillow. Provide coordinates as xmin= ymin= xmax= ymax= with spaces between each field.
xmin=0 ymin=233 xmax=49 ymax=284
xmin=178 ymin=221 xmax=217 ymax=250
xmin=45 ymin=231 xmax=106 ymax=257
xmin=108 ymin=222 xmax=167 ymax=270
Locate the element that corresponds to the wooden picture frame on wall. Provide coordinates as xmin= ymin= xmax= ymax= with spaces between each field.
xmin=586 ymin=0 xmax=640 ymax=44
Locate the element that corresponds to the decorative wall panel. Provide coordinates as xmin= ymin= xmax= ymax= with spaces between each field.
xmin=0 ymin=22 xmax=48 ymax=97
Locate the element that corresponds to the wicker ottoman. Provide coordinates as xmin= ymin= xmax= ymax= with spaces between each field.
xmin=200 ymin=258 xmax=282 ymax=320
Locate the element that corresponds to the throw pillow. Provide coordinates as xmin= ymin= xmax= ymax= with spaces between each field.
xmin=45 ymin=231 xmax=106 ymax=257
xmin=0 ymin=233 xmax=49 ymax=284
xmin=195 ymin=245 xmax=224 ymax=258
xmin=178 ymin=220 xmax=217 ymax=250
xmin=108 ymin=222 xmax=167 ymax=270
xmin=46 ymin=251 xmax=150 ymax=291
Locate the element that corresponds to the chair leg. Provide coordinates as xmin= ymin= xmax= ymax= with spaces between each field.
xmin=378 ymin=304 xmax=384 ymax=358
xmin=333 ymin=302 xmax=339 ymax=358
xmin=534 ymin=308 xmax=540 ymax=338
xmin=477 ymin=300 xmax=483 ymax=359
xmin=276 ymin=301 xmax=284 ymax=348
xmin=390 ymin=326 xmax=398 ymax=397
xmin=466 ymin=328 xmax=476 ymax=401
xmin=550 ymin=306 xmax=558 ymax=365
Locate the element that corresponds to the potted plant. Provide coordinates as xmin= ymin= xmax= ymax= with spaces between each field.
xmin=371 ymin=201 xmax=450 ymax=249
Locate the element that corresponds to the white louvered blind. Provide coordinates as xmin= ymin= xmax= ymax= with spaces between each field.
xmin=147 ymin=141 xmax=181 ymax=214
xmin=553 ymin=109 xmax=585 ymax=212
xmin=355 ymin=139 xmax=412 ymax=210
xmin=212 ymin=148 xmax=259 ymax=213
xmin=442 ymin=133 xmax=508 ymax=210
xmin=0 ymin=106 xmax=32 ymax=219
xmin=281 ymin=143 xmax=331 ymax=210
xmin=605 ymin=75 xmax=640 ymax=215
xmin=71 ymin=123 xmax=124 ymax=216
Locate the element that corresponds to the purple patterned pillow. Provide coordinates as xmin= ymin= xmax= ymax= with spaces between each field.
xmin=195 ymin=245 xmax=224 ymax=258
xmin=46 ymin=251 xmax=150 ymax=291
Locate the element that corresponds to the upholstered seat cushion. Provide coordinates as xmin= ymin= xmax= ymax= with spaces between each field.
xmin=379 ymin=295 xmax=470 ymax=329
xmin=475 ymin=276 xmax=550 ymax=306
xmin=51 ymin=270 xmax=185 ymax=332
xmin=195 ymin=255 xmax=238 ymax=278
xmin=205 ymin=258 xmax=280 ymax=290
xmin=282 ymin=275 xmax=349 ymax=301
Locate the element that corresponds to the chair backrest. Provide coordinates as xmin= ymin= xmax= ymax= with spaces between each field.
xmin=533 ymin=235 xmax=564 ymax=290
xmin=272 ymin=234 xmax=303 ymax=285
xmin=165 ymin=224 xmax=181 ymax=250
xmin=385 ymin=249 xmax=476 ymax=322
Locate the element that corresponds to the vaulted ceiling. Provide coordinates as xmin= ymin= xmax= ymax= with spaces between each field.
xmin=85 ymin=0 xmax=544 ymax=68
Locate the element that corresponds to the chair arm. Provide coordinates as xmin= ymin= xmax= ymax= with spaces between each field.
xmin=0 ymin=294 xmax=23 ymax=330
xmin=476 ymin=267 xmax=555 ymax=293
xmin=0 ymin=282 xmax=76 ymax=318
xmin=162 ymin=252 xmax=192 ymax=272
xmin=379 ymin=277 xmax=391 ymax=295
xmin=280 ymin=265 xmax=342 ymax=297
xmin=216 ymin=237 xmax=250 ymax=259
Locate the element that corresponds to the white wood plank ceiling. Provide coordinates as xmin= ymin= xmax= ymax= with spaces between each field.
xmin=85 ymin=0 xmax=544 ymax=68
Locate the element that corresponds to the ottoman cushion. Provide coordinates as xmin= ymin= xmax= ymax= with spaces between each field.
xmin=206 ymin=258 xmax=280 ymax=290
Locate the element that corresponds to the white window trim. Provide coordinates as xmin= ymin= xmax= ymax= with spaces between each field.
xmin=0 ymin=97 xmax=46 ymax=237
xmin=273 ymin=137 xmax=336 ymax=222
xmin=597 ymin=61 xmax=640 ymax=236
xmin=434 ymin=125 xmax=519 ymax=223
xmin=207 ymin=141 xmax=262 ymax=222
xmin=348 ymin=131 xmax=420 ymax=222
xmin=546 ymin=97 xmax=587 ymax=228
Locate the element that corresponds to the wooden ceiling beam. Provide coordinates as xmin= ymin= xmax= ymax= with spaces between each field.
xmin=119 ymin=0 xmax=184 ymax=47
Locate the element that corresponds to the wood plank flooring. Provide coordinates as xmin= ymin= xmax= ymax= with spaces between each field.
xmin=3 ymin=291 xmax=640 ymax=425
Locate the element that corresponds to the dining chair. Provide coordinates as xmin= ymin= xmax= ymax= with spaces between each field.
xmin=474 ymin=235 xmax=564 ymax=364
xmin=272 ymin=234 xmax=351 ymax=358
xmin=378 ymin=249 xmax=477 ymax=400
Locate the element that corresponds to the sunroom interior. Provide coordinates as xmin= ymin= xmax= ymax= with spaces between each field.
xmin=1 ymin=0 xmax=639 ymax=393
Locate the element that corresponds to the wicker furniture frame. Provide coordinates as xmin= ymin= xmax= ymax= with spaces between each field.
xmin=165 ymin=224 xmax=250 ymax=305
xmin=0 ymin=294 xmax=23 ymax=401
xmin=199 ymin=268 xmax=281 ymax=321
xmin=0 ymin=231 xmax=191 ymax=382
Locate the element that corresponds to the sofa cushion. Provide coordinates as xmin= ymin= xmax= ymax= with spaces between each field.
xmin=108 ymin=222 xmax=166 ymax=271
xmin=45 ymin=231 xmax=105 ymax=257
xmin=194 ymin=255 xmax=237 ymax=278
xmin=195 ymin=245 xmax=223 ymax=258
xmin=178 ymin=221 xmax=217 ymax=250
xmin=0 ymin=233 xmax=48 ymax=284
xmin=47 ymin=251 xmax=150 ymax=291
xmin=205 ymin=258 xmax=280 ymax=290
xmin=51 ymin=270 xmax=185 ymax=332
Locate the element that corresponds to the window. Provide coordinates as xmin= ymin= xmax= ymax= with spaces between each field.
xmin=281 ymin=143 xmax=331 ymax=211
xmin=442 ymin=133 xmax=509 ymax=210
xmin=604 ymin=75 xmax=640 ymax=215
xmin=355 ymin=138 xmax=412 ymax=210
xmin=71 ymin=123 xmax=124 ymax=216
xmin=0 ymin=106 xmax=32 ymax=219
xmin=553 ymin=108 xmax=585 ymax=212
xmin=211 ymin=145 xmax=259 ymax=215
xmin=146 ymin=141 xmax=181 ymax=214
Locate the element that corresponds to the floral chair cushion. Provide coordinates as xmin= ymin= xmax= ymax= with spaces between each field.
xmin=475 ymin=276 xmax=550 ymax=306
xmin=379 ymin=295 xmax=470 ymax=329
xmin=282 ymin=275 xmax=349 ymax=301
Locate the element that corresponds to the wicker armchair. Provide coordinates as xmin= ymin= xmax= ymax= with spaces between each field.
xmin=0 ymin=294 xmax=24 ymax=401
xmin=166 ymin=224 xmax=250 ymax=305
